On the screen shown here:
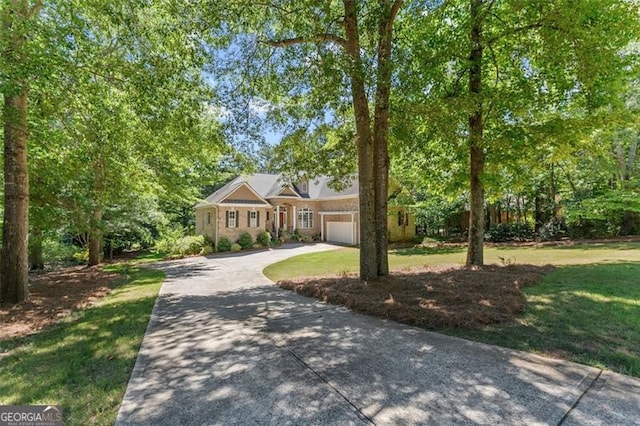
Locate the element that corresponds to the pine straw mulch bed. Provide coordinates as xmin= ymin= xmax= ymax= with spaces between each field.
xmin=277 ymin=264 xmax=555 ymax=329
xmin=0 ymin=266 xmax=120 ymax=341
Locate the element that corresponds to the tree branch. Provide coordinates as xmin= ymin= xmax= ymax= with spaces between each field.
xmin=390 ymin=0 xmax=403 ymax=23
xmin=261 ymin=33 xmax=347 ymax=48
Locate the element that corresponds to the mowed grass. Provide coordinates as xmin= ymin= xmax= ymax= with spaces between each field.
xmin=264 ymin=242 xmax=640 ymax=376
xmin=0 ymin=264 xmax=164 ymax=425
xmin=449 ymin=262 xmax=640 ymax=376
xmin=263 ymin=242 xmax=640 ymax=281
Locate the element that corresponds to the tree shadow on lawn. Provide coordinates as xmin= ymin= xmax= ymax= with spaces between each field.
xmin=0 ymin=289 xmax=160 ymax=425
xmin=491 ymin=241 xmax=640 ymax=251
xmin=449 ymin=262 xmax=640 ymax=377
xmin=115 ymin=284 xmax=627 ymax=425
xmin=391 ymin=245 xmax=466 ymax=256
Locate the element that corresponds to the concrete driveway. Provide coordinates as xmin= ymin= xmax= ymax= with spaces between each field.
xmin=116 ymin=243 xmax=640 ymax=425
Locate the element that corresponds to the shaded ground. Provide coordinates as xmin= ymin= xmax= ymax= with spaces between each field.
xmin=0 ymin=266 xmax=119 ymax=340
xmin=278 ymin=264 xmax=554 ymax=329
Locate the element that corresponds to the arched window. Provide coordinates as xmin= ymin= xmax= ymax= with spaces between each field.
xmin=297 ymin=208 xmax=314 ymax=229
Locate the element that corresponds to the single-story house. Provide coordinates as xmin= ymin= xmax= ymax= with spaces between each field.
xmin=195 ymin=173 xmax=415 ymax=247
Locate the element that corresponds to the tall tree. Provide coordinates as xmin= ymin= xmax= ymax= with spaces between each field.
xmin=0 ymin=0 xmax=43 ymax=303
xmin=210 ymin=0 xmax=403 ymax=280
xmin=393 ymin=0 xmax=639 ymax=265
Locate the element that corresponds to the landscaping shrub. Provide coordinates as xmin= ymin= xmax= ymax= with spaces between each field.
xmin=538 ymin=218 xmax=568 ymax=241
xmin=567 ymin=218 xmax=619 ymax=239
xmin=231 ymin=243 xmax=242 ymax=252
xmin=41 ymin=239 xmax=86 ymax=267
xmin=252 ymin=243 xmax=262 ymax=249
xmin=257 ymin=231 xmax=272 ymax=247
xmin=217 ymin=237 xmax=232 ymax=252
xmin=485 ymin=223 xmax=535 ymax=242
xmin=237 ymin=232 xmax=253 ymax=250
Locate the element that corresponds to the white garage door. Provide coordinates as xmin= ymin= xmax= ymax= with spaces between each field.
xmin=327 ymin=221 xmax=354 ymax=245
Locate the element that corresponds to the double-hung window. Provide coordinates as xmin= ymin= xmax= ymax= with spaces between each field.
xmin=249 ymin=211 xmax=258 ymax=228
xmin=227 ymin=210 xmax=237 ymax=228
xmin=297 ymin=208 xmax=314 ymax=229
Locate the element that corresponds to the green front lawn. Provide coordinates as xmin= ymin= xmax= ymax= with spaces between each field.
xmin=263 ymin=242 xmax=640 ymax=281
xmin=265 ymin=242 xmax=640 ymax=376
xmin=450 ymin=262 xmax=640 ymax=376
xmin=0 ymin=264 xmax=164 ymax=425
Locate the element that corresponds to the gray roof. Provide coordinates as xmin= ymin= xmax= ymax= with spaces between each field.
xmin=198 ymin=173 xmax=358 ymax=207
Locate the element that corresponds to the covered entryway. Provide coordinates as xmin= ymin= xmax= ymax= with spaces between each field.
xmin=320 ymin=211 xmax=358 ymax=245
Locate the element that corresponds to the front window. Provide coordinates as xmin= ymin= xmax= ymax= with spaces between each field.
xmin=398 ymin=211 xmax=408 ymax=226
xmin=249 ymin=211 xmax=258 ymax=228
xmin=228 ymin=210 xmax=237 ymax=228
xmin=298 ymin=208 xmax=314 ymax=229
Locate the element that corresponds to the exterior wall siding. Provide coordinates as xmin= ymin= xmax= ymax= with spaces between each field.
xmin=195 ymin=206 xmax=217 ymax=242
xmin=388 ymin=206 xmax=416 ymax=242
xmin=217 ymin=207 xmax=270 ymax=244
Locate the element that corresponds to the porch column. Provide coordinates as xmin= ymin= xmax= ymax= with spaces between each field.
xmin=320 ymin=213 xmax=324 ymax=241
xmin=275 ymin=205 xmax=280 ymax=238
xmin=293 ymin=206 xmax=297 ymax=231
xmin=352 ymin=212 xmax=356 ymax=245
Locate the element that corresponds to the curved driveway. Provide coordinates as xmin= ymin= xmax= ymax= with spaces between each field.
xmin=116 ymin=243 xmax=640 ymax=425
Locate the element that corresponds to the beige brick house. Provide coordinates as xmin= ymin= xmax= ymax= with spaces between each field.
xmin=195 ymin=173 xmax=415 ymax=247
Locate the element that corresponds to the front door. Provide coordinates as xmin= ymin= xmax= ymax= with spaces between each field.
xmin=278 ymin=207 xmax=287 ymax=231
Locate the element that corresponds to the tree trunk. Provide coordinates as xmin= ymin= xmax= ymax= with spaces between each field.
xmin=88 ymin=208 xmax=103 ymax=266
xmin=1 ymin=88 xmax=30 ymax=303
xmin=372 ymin=0 xmax=401 ymax=277
xmin=29 ymin=228 xmax=44 ymax=270
xmin=466 ymin=0 xmax=485 ymax=267
xmin=343 ymin=0 xmax=377 ymax=281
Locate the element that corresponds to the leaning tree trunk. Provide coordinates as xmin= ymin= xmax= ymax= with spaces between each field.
xmin=1 ymin=88 xmax=30 ymax=303
xmin=466 ymin=0 xmax=485 ymax=267
xmin=343 ymin=0 xmax=378 ymax=281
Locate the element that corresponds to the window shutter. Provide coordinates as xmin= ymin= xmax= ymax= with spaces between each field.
xmin=236 ymin=211 xmax=239 ymax=228
xmin=257 ymin=211 xmax=260 ymax=227
xmin=226 ymin=211 xmax=229 ymax=228
xmin=248 ymin=211 xmax=251 ymax=227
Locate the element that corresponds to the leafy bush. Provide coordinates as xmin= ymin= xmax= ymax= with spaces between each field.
xmin=230 ymin=243 xmax=242 ymax=252
xmin=237 ymin=232 xmax=253 ymax=250
xmin=252 ymin=243 xmax=262 ymax=249
xmin=217 ymin=237 xmax=232 ymax=252
xmin=72 ymin=248 xmax=89 ymax=263
xmin=567 ymin=219 xmax=619 ymax=239
xmin=257 ymin=231 xmax=271 ymax=247
xmin=155 ymin=227 xmax=212 ymax=257
xmin=41 ymin=239 xmax=85 ymax=267
xmin=538 ymin=218 xmax=568 ymax=241
xmin=485 ymin=223 xmax=535 ymax=242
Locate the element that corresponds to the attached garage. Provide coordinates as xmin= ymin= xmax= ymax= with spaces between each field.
xmin=326 ymin=222 xmax=355 ymax=245
xmin=320 ymin=210 xmax=358 ymax=245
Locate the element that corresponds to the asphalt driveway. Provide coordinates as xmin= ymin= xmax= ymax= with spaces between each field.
xmin=116 ymin=243 xmax=640 ymax=425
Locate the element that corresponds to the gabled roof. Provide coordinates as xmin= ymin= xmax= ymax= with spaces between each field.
xmin=197 ymin=173 xmax=358 ymax=208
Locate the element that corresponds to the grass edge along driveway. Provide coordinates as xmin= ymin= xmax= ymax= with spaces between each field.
xmin=0 ymin=264 xmax=164 ymax=426
xmin=264 ymin=243 xmax=640 ymax=377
